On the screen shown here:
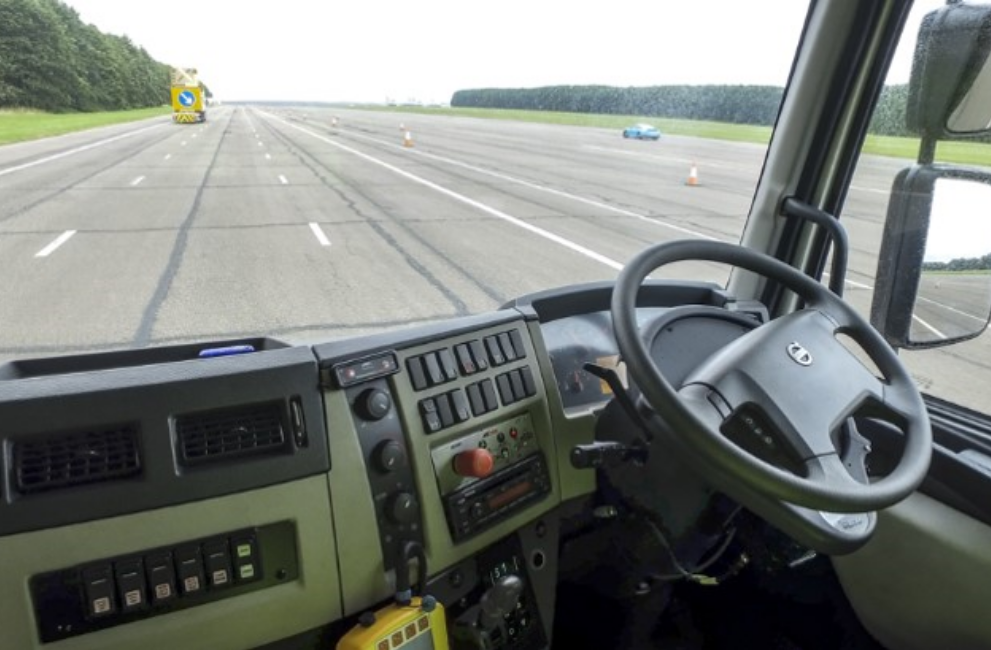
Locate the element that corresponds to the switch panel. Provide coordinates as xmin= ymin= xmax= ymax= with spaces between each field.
xmin=30 ymin=521 xmax=296 ymax=644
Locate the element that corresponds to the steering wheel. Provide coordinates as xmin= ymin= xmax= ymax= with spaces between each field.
xmin=612 ymin=241 xmax=931 ymax=547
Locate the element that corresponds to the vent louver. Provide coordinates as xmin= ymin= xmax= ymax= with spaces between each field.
xmin=13 ymin=426 xmax=141 ymax=495
xmin=175 ymin=403 xmax=289 ymax=466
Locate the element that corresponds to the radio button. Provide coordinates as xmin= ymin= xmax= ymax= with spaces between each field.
xmin=454 ymin=448 xmax=495 ymax=478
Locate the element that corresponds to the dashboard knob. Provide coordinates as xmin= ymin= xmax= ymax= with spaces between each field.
xmin=373 ymin=439 xmax=406 ymax=473
xmin=356 ymin=388 xmax=392 ymax=421
xmin=386 ymin=492 xmax=419 ymax=525
xmin=453 ymin=448 xmax=495 ymax=479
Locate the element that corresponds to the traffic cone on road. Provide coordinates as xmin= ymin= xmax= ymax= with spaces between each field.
xmin=403 ymin=130 xmax=414 ymax=148
xmin=686 ymin=162 xmax=700 ymax=186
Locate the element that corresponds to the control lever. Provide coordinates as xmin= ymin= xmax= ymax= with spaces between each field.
xmin=478 ymin=575 xmax=523 ymax=630
xmin=452 ymin=575 xmax=524 ymax=650
xmin=839 ymin=418 xmax=871 ymax=484
xmin=582 ymin=363 xmax=652 ymax=442
xmin=570 ymin=441 xmax=648 ymax=469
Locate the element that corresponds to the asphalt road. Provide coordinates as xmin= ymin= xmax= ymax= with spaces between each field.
xmin=0 ymin=105 xmax=987 ymax=413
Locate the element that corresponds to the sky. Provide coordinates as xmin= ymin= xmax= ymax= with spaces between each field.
xmin=926 ymin=178 xmax=991 ymax=263
xmin=60 ymin=0 xmax=934 ymax=104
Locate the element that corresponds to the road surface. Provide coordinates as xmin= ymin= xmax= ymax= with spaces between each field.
xmin=0 ymin=105 xmax=987 ymax=412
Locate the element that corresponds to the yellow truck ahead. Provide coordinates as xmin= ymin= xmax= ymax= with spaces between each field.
xmin=170 ymin=68 xmax=206 ymax=124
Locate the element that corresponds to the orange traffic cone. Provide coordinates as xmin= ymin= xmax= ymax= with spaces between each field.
xmin=686 ymin=162 xmax=700 ymax=186
xmin=403 ymin=130 xmax=414 ymax=148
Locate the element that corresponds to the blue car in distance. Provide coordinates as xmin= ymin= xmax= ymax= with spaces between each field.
xmin=622 ymin=123 xmax=661 ymax=140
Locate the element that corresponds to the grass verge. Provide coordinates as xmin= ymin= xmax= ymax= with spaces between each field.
xmin=0 ymin=106 xmax=172 ymax=145
xmin=357 ymin=105 xmax=991 ymax=165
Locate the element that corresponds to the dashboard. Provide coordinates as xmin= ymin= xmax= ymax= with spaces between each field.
xmin=0 ymin=280 xmax=759 ymax=650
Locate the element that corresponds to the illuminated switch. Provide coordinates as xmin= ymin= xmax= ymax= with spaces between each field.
xmin=174 ymin=545 xmax=205 ymax=596
xmin=203 ymin=540 xmax=233 ymax=589
xmin=115 ymin=559 xmax=147 ymax=612
xmin=81 ymin=565 xmax=116 ymax=618
xmin=231 ymin=534 xmax=261 ymax=584
xmin=145 ymin=552 xmax=177 ymax=604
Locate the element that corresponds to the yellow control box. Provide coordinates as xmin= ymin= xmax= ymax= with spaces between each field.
xmin=336 ymin=597 xmax=448 ymax=650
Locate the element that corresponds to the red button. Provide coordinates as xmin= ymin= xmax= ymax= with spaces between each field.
xmin=453 ymin=448 xmax=495 ymax=478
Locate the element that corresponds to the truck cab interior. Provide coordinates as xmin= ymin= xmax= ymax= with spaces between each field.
xmin=5 ymin=1 xmax=991 ymax=649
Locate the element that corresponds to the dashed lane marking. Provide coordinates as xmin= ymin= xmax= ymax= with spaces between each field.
xmin=261 ymin=111 xmax=623 ymax=271
xmin=35 ymin=230 xmax=77 ymax=258
xmin=309 ymin=222 xmax=331 ymax=247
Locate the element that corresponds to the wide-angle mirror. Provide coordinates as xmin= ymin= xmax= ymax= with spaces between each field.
xmin=910 ymin=177 xmax=991 ymax=343
xmin=872 ymin=165 xmax=991 ymax=348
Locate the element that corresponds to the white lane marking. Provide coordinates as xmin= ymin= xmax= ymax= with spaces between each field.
xmin=278 ymin=174 xmax=288 ymax=185
xmin=309 ymin=222 xmax=331 ymax=246
xmin=913 ymin=315 xmax=948 ymax=340
xmin=260 ymin=111 xmax=623 ymax=271
xmin=192 ymin=133 xmax=198 ymax=139
xmin=336 ymin=128 xmax=720 ymax=242
xmin=917 ymin=294 xmax=987 ymax=323
xmin=265 ymin=153 xmax=272 ymax=160
xmin=164 ymin=153 xmax=172 ymax=161
xmin=416 ymin=147 xmax=720 ymax=241
xmin=35 ymin=230 xmax=77 ymax=258
xmin=822 ymin=271 xmax=871 ymax=290
xmin=131 ymin=175 xmax=145 ymax=186
xmin=257 ymin=141 xmax=264 ymax=147
xmin=181 ymin=141 xmax=187 ymax=146
xmin=850 ymin=185 xmax=888 ymax=195
xmin=822 ymin=271 xmax=951 ymax=336
xmin=0 ymin=123 xmax=165 ymax=179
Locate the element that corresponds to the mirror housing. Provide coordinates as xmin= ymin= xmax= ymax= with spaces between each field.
xmin=871 ymin=164 xmax=991 ymax=349
xmin=907 ymin=2 xmax=991 ymax=140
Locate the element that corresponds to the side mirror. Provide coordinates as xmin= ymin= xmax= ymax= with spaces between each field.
xmin=907 ymin=2 xmax=991 ymax=142
xmin=871 ymin=164 xmax=991 ymax=349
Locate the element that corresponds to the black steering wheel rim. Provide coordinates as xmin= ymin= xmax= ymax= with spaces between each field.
xmin=612 ymin=240 xmax=931 ymax=512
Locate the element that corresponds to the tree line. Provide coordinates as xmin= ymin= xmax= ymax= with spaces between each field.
xmin=923 ymin=254 xmax=991 ymax=272
xmin=0 ymin=0 xmax=170 ymax=112
xmin=451 ymin=84 xmax=915 ymax=136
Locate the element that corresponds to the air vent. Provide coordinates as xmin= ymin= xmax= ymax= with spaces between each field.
xmin=13 ymin=426 xmax=141 ymax=495
xmin=175 ymin=402 xmax=290 ymax=466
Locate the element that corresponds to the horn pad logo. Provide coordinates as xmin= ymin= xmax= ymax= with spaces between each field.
xmin=786 ymin=342 xmax=813 ymax=366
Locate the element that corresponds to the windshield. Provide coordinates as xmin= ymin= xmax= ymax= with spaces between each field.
xmin=0 ymin=0 xmax=808 ymax=360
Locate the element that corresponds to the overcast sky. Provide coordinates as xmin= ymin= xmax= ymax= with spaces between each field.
xmin=61 ymin=0 xmax=930 ymax=104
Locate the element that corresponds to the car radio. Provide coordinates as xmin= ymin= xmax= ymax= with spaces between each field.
xmin=430 ymin=415 xmax=551 ymax=542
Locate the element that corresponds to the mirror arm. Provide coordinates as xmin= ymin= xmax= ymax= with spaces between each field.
xmin=918 ymin=135 xmax=936 ymax=165
xmin=781 ymin=198 xmax=850 ymax=297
